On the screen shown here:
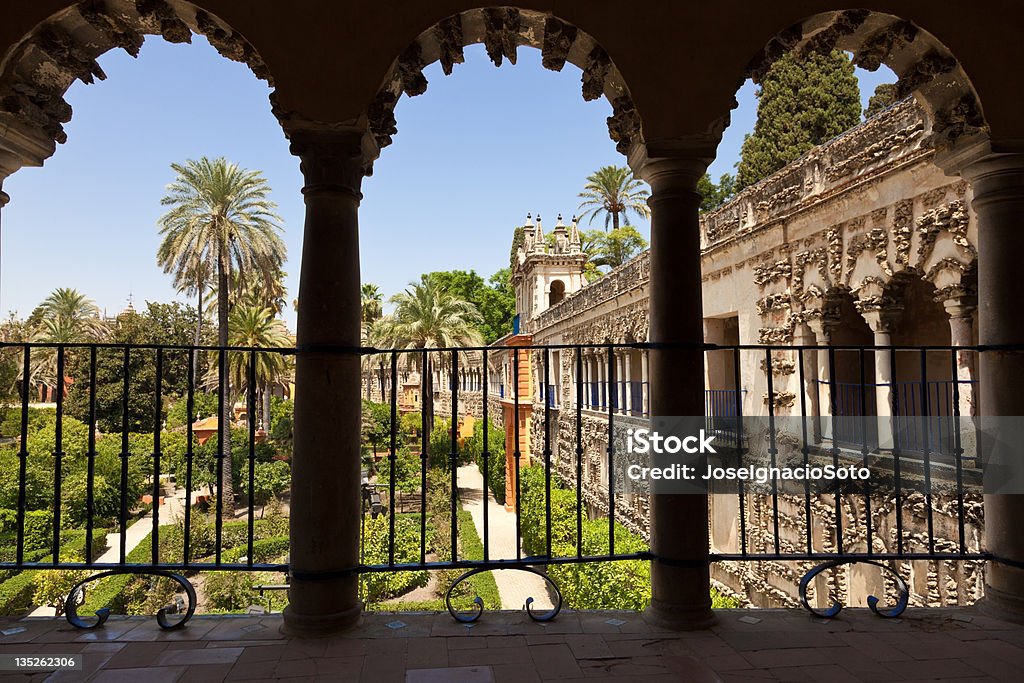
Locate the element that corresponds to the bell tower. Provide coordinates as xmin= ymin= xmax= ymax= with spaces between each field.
xmin=511 ymin=213 xmax=588 ymax=329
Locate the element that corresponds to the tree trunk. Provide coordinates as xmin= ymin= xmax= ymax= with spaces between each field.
xmin=612 ymin=210 xmax=620 ymax=231
xmin=193 ymin=283 xmax=203 ymax=382
xmin=423 ymin=354 xmax=434 ymax=431
xmin=217 ymin=252 xmax=234 ymax=515
xmin=262 ymin=382 xmax=272 ymax=430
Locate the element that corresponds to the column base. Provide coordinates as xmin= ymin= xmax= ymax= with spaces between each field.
xmin=976 ymin=582 xmax=1024 ymax=625
xmin=643 ymin=598 xmax=716 ymax=631
xmin=281 ymin=601 xmax=362 ymax=637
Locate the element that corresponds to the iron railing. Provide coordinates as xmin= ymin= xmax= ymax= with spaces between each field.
xmin=0 ymin=340 xmax=1000 ymax=625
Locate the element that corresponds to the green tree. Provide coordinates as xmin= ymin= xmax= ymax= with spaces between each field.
xmin=375 ymin=275 xmax=483 ymax=428
xmin=361 ymin=284 xmax=384 ymax=324
xmin=736 ymin=50 xmax=861 ymax=189
xmin=213 ymin=304 xmax=292 ymax=430
xmin=157 ymin=157 xmax=285 ymax=509
xmin=426 ymin=270 xmax=515 ymax=345
xmin=64 ymin=302 xmax=201 ymax=432
xmin=698 ymin=173 xmax=737 ymax=213
xmin=577 ymin=165 xmax=650 ymax=231
xmin=864 ymin=82 xmax=899 ymax=119
xmin=584 ymin=226 xmax=648 ymax=270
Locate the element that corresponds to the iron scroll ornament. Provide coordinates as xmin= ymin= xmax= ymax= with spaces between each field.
xmin=64 ymin=570 xmax=197 ymax=630
xmin=445 ymin=567 xmax=562 ymax=623
xmin=799 ymin=559 xmax=909 ymax=618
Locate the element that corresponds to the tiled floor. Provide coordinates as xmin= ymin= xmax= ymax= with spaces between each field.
xmin=0 ymin=607 xmax=1020 ymax=682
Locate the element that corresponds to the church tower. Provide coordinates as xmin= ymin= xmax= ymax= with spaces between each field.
xmin=511 ymin=213 xmax=587 ymax=330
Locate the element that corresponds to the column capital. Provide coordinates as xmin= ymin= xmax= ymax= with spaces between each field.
xmin=629 ymin=139 xmax=716 ymax=194
xmin=941 ymin=295 xmax=977 ymax=320
xmin=288 ymin=127 xmax=372 ymax=199
xmin=859 ymin=308 xmax=901 ymax=334
xmin=0 ymin=188 xmax=9 ymax=209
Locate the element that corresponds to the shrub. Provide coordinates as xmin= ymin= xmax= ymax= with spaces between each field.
xmin=221 ymin=536 xmax=289 ymax=564
xmin=519 ymin=466 xmax=576 ymax=557
xmin=204 ymin=571 xmax=257 ymax=611
xmin=377 ymin=446 xmax=422 ymax=494
xmin=165 ymin=392 xmax=219 ymax=430
xmin=360 ymin=514 xmax=428 ymax=603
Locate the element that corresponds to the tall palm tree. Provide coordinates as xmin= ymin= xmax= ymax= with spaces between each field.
xmin=577 ymin=165 xmax=651 ymax=231
xmin=361 ymin=283 xmax=384 ymax=324
xmin=26 ymin=289 xmax=106 ymax=398
xmin=218 ymin=304 xmax=292 ymax=431
xmin=157 ymin=157 xmax=285 ymax=511
xmin=375 ymin=275 xmax=482 ymax=428
xmin=32 ymin=288 xmax=107 ymax=339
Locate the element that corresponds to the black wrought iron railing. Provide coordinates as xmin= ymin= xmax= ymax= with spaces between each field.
xmin=0 ymin=340 xmax=999 ymax=626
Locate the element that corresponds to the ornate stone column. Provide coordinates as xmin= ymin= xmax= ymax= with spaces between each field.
xmin=615 ymin=350 xmax=625 ymax=414
xmin=942 ymin=297 xmax=978 ymax=418
xmin=640 ymin=349 xmax=649 ymax=416
xmin=956 ymin=148 xmax=1024 ymax=622
xmin=792 ymin=321 xmax=821 ymax=442
xmin=635 ymin=149 xmax=714 ymax=629
xmin=623 ymin=351 xmax=634 ymax=415
xmin=283 ymin=129 xmax=370 ymax=636
xmin=806 ymin=317 xmax=834 ymax=443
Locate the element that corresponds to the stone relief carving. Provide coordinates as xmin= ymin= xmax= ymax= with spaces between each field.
xmin=581 ymin=47 xmax=611 ymax=102
xmin=845 ymin=227 xmax=891 ymax=282
xmin=756 ymin=292 xmax=792 ymax=316
xmin=606 ymin=96 xmax=640 ymax=156
xmin=396 ymin=42 xmax=428 ymax=97
xmin=483 ymin=7 xmax=521 ymax=67
xmin=916 ymin=200 xmax=971 ymax=263
xmin=434 ymin=15 xmax=465 ymax=76
xmin=853 ymin=20 xmax=918 ymax=71
xmin=753 ymin=259 xmax=792 ymax=288
xmin=541 ymin=17 xmax=577 ymax=72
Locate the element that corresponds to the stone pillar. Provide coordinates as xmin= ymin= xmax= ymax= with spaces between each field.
xmin=624 ymin=352 xmax=634 ymax=415
xmin=640 ymin=350 xmax=650 ymax=416
xmin=807 ymin=318 xmax=834 ymax=442
xmin=943 ymin=298 xmax=978 ymax=418
xmin=615 ymin=351 xmax=625 ymax=414
xmin=861 ymin=309 xmax=899 ymax=451
xmin=283 ymin=129 xmax=369 ymax=636
xmin=792 ymin=321 xmax=821 ymax=442
xmin=636 ymin=151 xmax=714 ymax=629
xmin=958 ymin=150 xmax=1024 ymax=622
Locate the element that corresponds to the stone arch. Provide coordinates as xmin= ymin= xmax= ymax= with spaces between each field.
xmin=0 ymin=0 xmax=274 ymax=181
xmin=739 ymin=10 xmax=986 ymax=153
xmin=362 ymin=7 xmax=641 ymax=174
xmin=548 ymin=278 xmax=565 ymax=306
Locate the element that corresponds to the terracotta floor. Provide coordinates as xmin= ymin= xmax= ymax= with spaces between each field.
xmin=0 ymin=607 xmax=1020 ymax=682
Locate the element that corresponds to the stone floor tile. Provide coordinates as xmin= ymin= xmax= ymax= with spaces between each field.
xmin=959 ymin=656 xmax=1023 ymax=681
xmin=91 ymin=666 xmax=186 ymax=683
xmin=769 ymin=664 xmax=863 ymax=682
xmin=528 ymin=643 xmax=583 ymax=679
xmin=883 ymin=658 xmax=985 ymax=679
xmin=313 ymin=656 xmax=364 ymax=680
xmin=101 ymin=641 xmax=168 ymax=668
xmin=448 ymin=645 xmax=532 ymax=667
xmin=743 ymin=646 xmax=857 ymax=669
xmin=491 ymin=662 xmax=542 ymax=683
xmin=406 ymin=665 xmax=494 ymax=683
xmin=181 ymin=663 xmax=233 ymax=683
xmin=152 ymin=646 xmax=242 ymax=666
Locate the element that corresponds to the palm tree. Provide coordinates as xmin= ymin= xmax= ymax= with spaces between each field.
xmin=157 ymin=157 xmax=285 ymax=511
xmin=361 ymin=283 xmax=383 ymax=324
xmin=577 ymin=165 xmax=651 ymax=231
xmin=32 ymin=288 xmax=107 ymax=339
xmin=218 ymin=304 xmax=292 ymax=431
xmin=375 ymin=275 xmax=482 ymax=428
xmin=26 ymin=289 xmax=106 ymax=399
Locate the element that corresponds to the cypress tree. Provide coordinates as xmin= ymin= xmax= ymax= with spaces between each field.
xmin=863 ymin=82 xmax=899 ymax=119
xmin=736 ymin=50 xmax=861 ymax=190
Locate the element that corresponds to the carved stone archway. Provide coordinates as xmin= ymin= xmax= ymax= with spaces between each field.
xmin=0 ymin=0 xmax=273 ymax=182
xmin=361 ymin=8 xmax=643 ymax=174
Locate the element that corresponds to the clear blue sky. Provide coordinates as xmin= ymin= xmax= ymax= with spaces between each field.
xmin=0 ymin=36 xmax=893 ymax=329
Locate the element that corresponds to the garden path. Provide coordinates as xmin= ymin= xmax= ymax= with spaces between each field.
xmin=456 ymin=464 xmax=555 ymax=612
xmin=27 ymin=490 xmax=187 ymax=617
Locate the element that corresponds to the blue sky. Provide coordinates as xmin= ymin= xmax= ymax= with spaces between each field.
xmin=0 ymin=37 xmax=894 ymax=329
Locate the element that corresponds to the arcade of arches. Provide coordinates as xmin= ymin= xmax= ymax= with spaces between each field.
xmin=2 ymin=1 xmax=1024 ymax=635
